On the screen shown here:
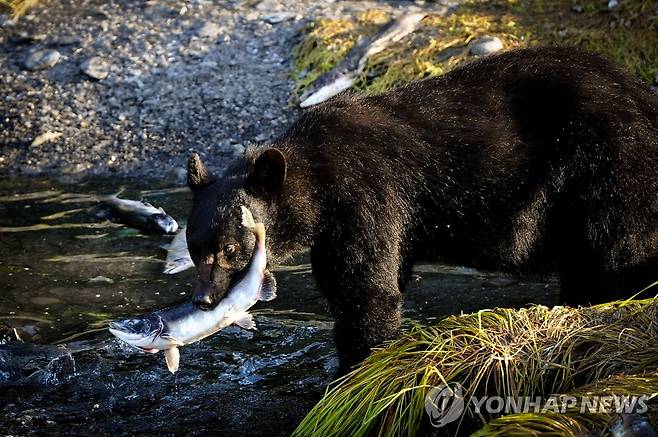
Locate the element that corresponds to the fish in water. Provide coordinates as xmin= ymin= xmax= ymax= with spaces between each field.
xmin=96 ymin=195 xmax=178 ymax=234
xmin=299 ymin=13 xmax=427 ymax=108
xmin=109 ymin=206 xmax=276 ymax=373
xmin=163 ymin=226 xmax=194 ymax=274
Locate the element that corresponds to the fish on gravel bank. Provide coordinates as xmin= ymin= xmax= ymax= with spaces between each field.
xmin=299 ymin=12 xmax=427 ymax=108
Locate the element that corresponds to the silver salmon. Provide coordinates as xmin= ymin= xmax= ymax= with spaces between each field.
xmin=109 ymin=206 xmax=276 ymax=373
xmin=163 ymin=226 xmax=194 ymax=274
xmin=299 ymin=13 xmax=427 ymax=108
xmin=96 ymin=195 xmax=178 ymax=234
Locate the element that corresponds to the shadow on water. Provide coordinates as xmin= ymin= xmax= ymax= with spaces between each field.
xmin=0 ymin=177 xmax=559 ymax=435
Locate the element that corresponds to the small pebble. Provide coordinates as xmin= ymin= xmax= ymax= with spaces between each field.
xmin=469 ymin=36 xmax=503 ymax=56
xmin=0 ymin=13 xmax=14 ymax=27
xmin=80 ymin=56 xmax=110 ymax=80
xmin=263 ymin=12 xmax=295 ymax=24
xmin=197 ymin=22 xmax=221 ymax=39
xmin=52 ymin=34 xmax=81 ymax=46
xmin=24 ymin=49 xmax=60 ymax=71
xmin=31 ymin=131 xmax=62 ymax=147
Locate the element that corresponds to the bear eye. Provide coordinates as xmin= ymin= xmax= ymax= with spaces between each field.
xmin=222 ymin=244 xmax=237 ymax=256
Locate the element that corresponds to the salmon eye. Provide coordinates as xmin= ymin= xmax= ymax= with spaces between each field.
xmin=223 ymin=244 xmax=237 ymax=256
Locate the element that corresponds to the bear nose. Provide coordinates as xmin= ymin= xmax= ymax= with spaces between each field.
xmin=193 ymin=291 xmax=215 ymax=310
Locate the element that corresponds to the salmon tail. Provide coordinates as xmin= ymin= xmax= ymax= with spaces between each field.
xmin=259 ymin=270 xmax=277 ymax=302
xmin=241 ymin=206 xmax=265 ymax=240
xmin=99 ymin=188 xmax=126 ymax=202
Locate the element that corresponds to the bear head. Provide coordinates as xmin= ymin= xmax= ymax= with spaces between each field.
xmin=185 ymin=149 xmax=287 ymax=309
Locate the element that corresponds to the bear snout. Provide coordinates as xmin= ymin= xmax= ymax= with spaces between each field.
xmin=192 ymin=280 xmax=224 ymax=310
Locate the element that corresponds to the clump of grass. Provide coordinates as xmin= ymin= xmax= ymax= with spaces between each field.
xmin=294 ymin=287 xmax=658 ymax=437
xmin=292 ymin=0 xmax=658 ymax=97
xmin=0 ymin=0 xmax=38 ymax=17
xmin=472 ymin=373 xmax=658 ymax=436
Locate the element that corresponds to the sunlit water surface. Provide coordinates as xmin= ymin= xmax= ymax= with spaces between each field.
xmin=0 ymin=177 xmax=558 ymax=435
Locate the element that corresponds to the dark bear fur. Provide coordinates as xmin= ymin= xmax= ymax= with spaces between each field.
xmin=185 ymin=47 xmax=658 ymax=372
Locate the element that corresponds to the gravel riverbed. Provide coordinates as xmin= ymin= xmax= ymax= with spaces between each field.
xmin=0 ymin=0 xmax=454 ymax=180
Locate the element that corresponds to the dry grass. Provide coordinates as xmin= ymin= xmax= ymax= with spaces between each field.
xmin=293 ymin=285 xmax=658 ymax=436
xmin=293 ymin=0 xmax=658 ymax=97
xmin=0 ymin=0 xmax=38 ymax=17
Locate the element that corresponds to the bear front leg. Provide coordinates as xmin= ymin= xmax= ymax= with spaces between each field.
xmin=311 ymin=234 xmax=404 ymax=373
xmin=332 ymin=284 xmax=402 ymax=373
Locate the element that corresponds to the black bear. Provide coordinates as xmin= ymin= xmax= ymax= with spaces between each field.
xmin=185 ymin=47 xmax=658 ymax=372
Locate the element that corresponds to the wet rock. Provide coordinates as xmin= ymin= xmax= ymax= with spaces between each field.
xmin=89 ymin=276 xmax=114 ymax=284
xmin=483 ymin=277 xmax=519 ymax=288
xmin=30 ymin=296 xmax=62 ymax=305
xmin=197 ymin=22 xmax=221 ymax=39
xmin=469 ymin=36 xmax=503 ymax=56
xmin=263 ymin=12 xmax=295 ymax=24
xmin=608 ymin=0 xmax=619 ymax=9
xmin=24 ymin=49 xmax=60 ymax=70
xmin=52 ymin=34 xmax=82 ymax=46
xmin=609 ymin=414 xmax=656 ymax=437
xmin=0 ymin=13 xmax=14 ymax=27
xmin=19 ymin=325 xmax=39 ymax=337
xmin=10 ymin=30 xmax=46 ymax=44
xmin=80 ymin=56 xmax=110 ymax=80
xmin=436 ymin=45 xmax=466 ymax=62
xmin=20 ymin=165 xmax=41 ymax=176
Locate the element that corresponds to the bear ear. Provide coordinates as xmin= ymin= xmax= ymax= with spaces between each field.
xmin=247 ymin=148 xmax=287 ymax=198
xmin=187 ymin=153 xmax=212 ymax=191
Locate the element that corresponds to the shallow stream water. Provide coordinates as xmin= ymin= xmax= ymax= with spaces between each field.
xmin=0 ymin=177 xmax=559 ymax=435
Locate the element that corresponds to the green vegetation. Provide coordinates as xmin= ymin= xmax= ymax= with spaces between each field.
xmin=0 ymin=0 xmax=37 ymax=17
xmin=293 ymin=0 xmax=658 ymax=97
xmin=294 ymin=287 xmax=658 ymax=436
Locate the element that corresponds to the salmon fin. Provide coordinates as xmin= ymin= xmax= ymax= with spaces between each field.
xmin=165 ymin=346 xmax=180 ymax=373
xmin=241 ymin=206 xmax=256 ymax=229
xmin=259 ymin=270 xmax=277 ymax=302
xmin=234 ymin=311 xmax=256 ymax=330
xmin=241 ymin=206 xmax=265 ymax=240
xmin=161 ymin=333 xmax=184 ymax=346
